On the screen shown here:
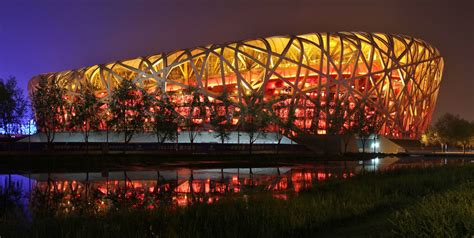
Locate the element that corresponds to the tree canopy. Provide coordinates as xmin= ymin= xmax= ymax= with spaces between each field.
xmin=108 ymin=80 xmax=151 ymax=144
xmin=427 ymin=113 xmax=474 ymax=152
xmin=31 ymin=76 xmax=66 ymax=145
xmin=0 ymin=76 xmax=27 ymax=136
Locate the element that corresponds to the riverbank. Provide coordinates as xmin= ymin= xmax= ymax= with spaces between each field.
xmin=0 ymin=153 xmax=386 ymax=172
xmin=1 ymin=164 xmax=473 ymax=237
xmin=1 ymin=152 xmax=473 ymax=174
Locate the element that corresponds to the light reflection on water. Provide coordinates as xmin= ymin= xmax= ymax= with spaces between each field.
xmin=0 ymin=156 xmax=472 ymax=214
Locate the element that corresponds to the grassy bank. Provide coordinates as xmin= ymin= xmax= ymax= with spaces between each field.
xmin=391 ymin=182 xmax=474 ymax=237
xmin=1 ymin=164 xmax=473 ymax=237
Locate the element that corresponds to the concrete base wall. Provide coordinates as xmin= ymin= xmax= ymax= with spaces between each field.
xmin=353 ymin=135 xmax=406 ymax=154
xmin=18 ymin=132 xmax=296 ymax=144
xmin=299 ymin=134 xmax=407 ymax=154
xmin=294 ymin=134 xmax=342 ymax=155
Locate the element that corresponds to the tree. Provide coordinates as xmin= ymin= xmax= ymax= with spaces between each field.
xmin=238 ymin=93 xmax=272 ymax=154
xmin=421 ymin=127 xmax=441 ymax=151
xmin=181 ymin=87 xmax=208 ymax=145
xmin=109 ymin=80 xmax=151 ymax=145
xmin=99 ymin=102 xmax=113 ymax=149
xmin=471 ymin=121 xmax=474 ymax=151
xmin=340 ymin=127 xmax=355 ymax=153
xmin=326 ymin=99 xmax=346 ymax=136
xmin=337 ymin=98 xmax=360 ymax=154
xmin=0 ymin=76 xmax=27 ymax=137
xmin=70 ymin=82 xmax=101 ymax=152
xmin=325 ymin=97 xmax=355 ymax=154
xmin=428 ymin=113 xmax=474 ymax=153
xmin=148 ymin=93 xmax=179 ymax=144
xmin=455 ymin=118 xmax=473 ymax=153
xmin=209 ymin=92 xmax=234 ymax=144
xmin=31 ymin=76 xmax=66 ymax=148
xmin=267 ymin=95 xmax=298 ymax=155
xmin=271 ymin=95 xmax=295 ymax=145
xmin=25 ymin=111 xmax=36 ymax=153
xmin=354 ymin=106 xmax=381 ymax=153
xmin=433 ymin=113 xmax=474 ymax=152
xmin=434 ymin=113 xmax=457 ymax=151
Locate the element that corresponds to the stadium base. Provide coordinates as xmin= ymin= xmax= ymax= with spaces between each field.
xmin=18 ymin=131 xmax=295 ymax=144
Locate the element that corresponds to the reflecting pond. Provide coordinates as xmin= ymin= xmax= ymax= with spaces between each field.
xmin=0 ymin=156 xmax=472 ymax=217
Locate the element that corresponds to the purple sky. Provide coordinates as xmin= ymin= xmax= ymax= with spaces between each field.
xmin=1 ymin=0 xmax=472 ymax=121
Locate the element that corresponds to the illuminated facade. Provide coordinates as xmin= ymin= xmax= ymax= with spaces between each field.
xmin=29 ymin=32 xmax=443 ymax=138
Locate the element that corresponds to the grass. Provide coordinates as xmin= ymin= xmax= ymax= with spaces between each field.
xmin=1 ymin=164 xmax=473 ymax=237
xmin=390 ymin=182 xmax=474 ymax=237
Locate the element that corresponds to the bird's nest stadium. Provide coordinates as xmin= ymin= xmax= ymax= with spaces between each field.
xmin=29 ymin=32 xmax=444 ymax=139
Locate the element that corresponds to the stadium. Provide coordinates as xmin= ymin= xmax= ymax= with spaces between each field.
xmin=28 ymin=32 xmax=443 ymax=147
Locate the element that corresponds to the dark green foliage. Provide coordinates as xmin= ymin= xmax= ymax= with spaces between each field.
xmin=421 ymin=126 xmax=440 ymax=147
xmin=435 ymin=113 xmax=461 ymax=145
xmin=182 ymin=87 xmax=209 ymax=144
xmin=70 ymin=82 xmax=101 ymax=144
xmin=269 ymin=95 xmax=296 ymax=145
xmin=238 ymin=92 xmax=272 ymax=152
xmin=0 ymin=76 xmax=27 ymax=136
xmin=108 ymin=80 xmax=152 ymax=144
xmin=210 ymin=91 xmax=235 ymax=144
xmin=353 ymin=105 xmax=382 ymax=153
xmin=148 ymin=94 xmax=179 ymax=143
xmin=31 ymin=76 xmax=66 ymax=145
xmin=432 ymin=113 xmax=474 ymax=152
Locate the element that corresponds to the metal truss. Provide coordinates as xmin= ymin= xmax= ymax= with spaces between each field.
xmin=29 ymin=32 xmax=444 ymax=138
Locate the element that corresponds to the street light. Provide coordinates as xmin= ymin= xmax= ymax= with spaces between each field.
xmin=372 ymin=139 xmax=379 ymax=153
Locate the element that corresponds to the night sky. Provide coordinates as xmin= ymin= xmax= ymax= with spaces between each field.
xmin=1 ymin=0 xmax=472 ymax=121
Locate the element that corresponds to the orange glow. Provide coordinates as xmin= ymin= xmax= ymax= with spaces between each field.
xmin=175 ymin=181 xmax=190 ymax=193
xmin=32 ymin=167 xmax=362 ymax=213
xmin=29 ymin=32 xmax=443 ymax=139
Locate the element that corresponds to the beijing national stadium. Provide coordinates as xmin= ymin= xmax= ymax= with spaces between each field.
xmin=26 ymin=32 xmax=444 ymax=153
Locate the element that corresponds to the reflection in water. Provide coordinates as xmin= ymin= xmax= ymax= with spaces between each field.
xmin=0 ymin=157 xmax=472 ymax=216
xmin=30 ymin=167 xmax=356 ymax=211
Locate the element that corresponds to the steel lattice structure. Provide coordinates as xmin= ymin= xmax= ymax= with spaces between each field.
xmin=29 ymin=32 xmax=444 ymax=138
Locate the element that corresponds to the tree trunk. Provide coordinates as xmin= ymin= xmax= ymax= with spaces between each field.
xmin=189 ymin=132 xmax=194 ymax=152
xmin=105 ymin=128 xmax=109 ymax=154
xmin=85 ymin=133 xmax=89 ymax=154
xmin=156 ymin=134 xmax=160 ymax=150
xmin=237 ymin=130 xmax=240 ymax=144
xmin=28 ymin=131 xmax=31 ymax=154
xmin=123 ymin=131 xmax=127 ymax=154
xmin=276 ymin=141 xmax=280 ymax=155
xmin=249 ymin=141 xmax=253 ymax=155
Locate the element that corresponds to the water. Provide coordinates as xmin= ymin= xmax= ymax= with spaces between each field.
xmin=0 ymin=156 xmax=472 ymax=215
